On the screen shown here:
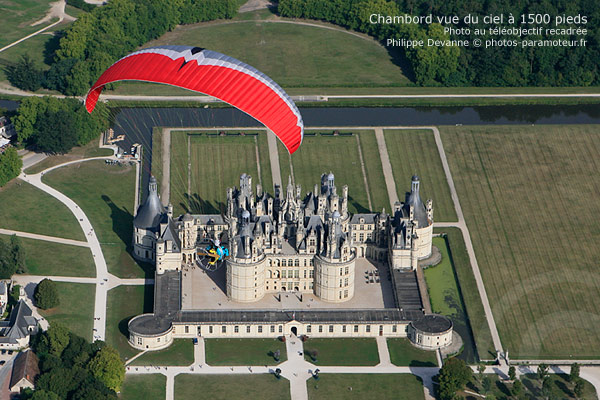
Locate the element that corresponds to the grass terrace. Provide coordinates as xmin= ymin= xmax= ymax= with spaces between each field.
xmin=131 ymin=339 xmax=194 ymax=366
xmin=168 ymin=131 xmax=272 ymax=216
xmin=204 ymin=338 xmax=287 ymax=366
xmin=384 ymin=129 xmax=457 ymax=222
xmin=0 ymin=0 xmax=56 ymax=48
xmin=441 ymin=124 xmax=600 ymax=359
xmin=0 ymin=179 xmax=84 ymax=241
xmin=303 ymin=338 xmax=379 ymax=366
xmin=120 ymin=374 xmax=166 ymax=400
xmin=0 ymin=235 xmax=94 ymax=277
xmin=307 ymin=374 xmax=424 ymax=400
xmin=106 ymin=285 xmax=154 ymax=360
xmin=386 ymin=338 xmax=437 ymax=367
xmin=38 ymin=282 xmax=95 ymax=341
xmin=279 ymin=131 xmax=380 ymax=213
xmin=434 ymin=228 xmax=496 ymax=361
xmin=423 ymin=237 xmax=477 ymax=363
xmin=43 ymin=160 xmax=151 ymax=278
xmin=174 ymin=374 xmax=290 ymax=400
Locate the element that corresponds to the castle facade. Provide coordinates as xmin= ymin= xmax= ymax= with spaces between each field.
xmin=132 ymin=173 xmax=434 ymax=303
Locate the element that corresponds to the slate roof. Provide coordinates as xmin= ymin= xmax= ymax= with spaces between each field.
xmin=350 ymin=214 xmax=376 ymax=225
xmin=134 ymin=176 xmax=165 ymax=229
xmin=9 ymin=349 xmax=39 ymax=391
xmin=0 ymin=301 xmax=37 ymax=344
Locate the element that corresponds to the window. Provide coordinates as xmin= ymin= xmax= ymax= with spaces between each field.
xmin=339 ymin=291 xmax=342 ymax=299
xmin=366 ymin=325 xmax=371 ymax=333
xmin=288 ymin=259 xmax=293 ymax=266
xmin=344 ymin=289 xmax=348 ymax=298
xmin=234 ymin=326 xmax=239 ymax=333
xmin=359 ymin=233 xmax=364 ymax=241
xmin=342 ymin=325 xmax=346 ymax=333
xmin=281 ymin=270 xmax=286 ymax=279
xmin=392 ymin=325 xmax=397 ymax=333
xmin=209 ymin=326 xmax=213 ymax=334
xmin=137 ymin=337 xmax=142 ymax=345
xmin=329 ymin=325 xmax=334 ymax=333
xmin=309 ymin=270 xmax=314 ymax=278
xmin=157 ymin=337 xmax=160 ymax=342
xmin=282 ymin=259 xmax=287 ymax=267
xmin=344 ymin=278 xmax=348 ymax=286
xmin=319 ymin=325 xmax=323 ymax=333
xmin=222 ymin=326 xmax=227 ymax=333
xmin=354 ymin=325 xmax=358 ymax=333
xmin=309 ymin=282 xmax=314 ymax=289
xmin=270 ymin=325 xmax=275 ymax=333
xmin=310 ymin=239 xmax=315 ymax=246
xmin=345 ymin=266 xmax=349 ymax=275
xmin=303 ymin=270 xmax=307 ymax=278
xmin=294 ymin=270 xmax=299 ymax=278
xmin=247 ymin=326 xmax=251 ymax=333
xmin=339 ymin=279 xmax=343 ymax=288
xmin=339 ymin=268 xmax=343 ymax=276
xmin=258 ymin=326 xmax=263 ymax=333
xmin=307 ymin=325 xmax=312 ymax=333
xmin=295 ymin=259 xmax=300 ymax=266
xmin=185 ymin=326 xmax=189 ymax=334
xmin=278 ymin=325 xmax=283 ymax=333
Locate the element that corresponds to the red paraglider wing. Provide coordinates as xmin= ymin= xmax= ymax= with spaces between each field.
xmin=85 ymin=46 xmax=304 ymax=154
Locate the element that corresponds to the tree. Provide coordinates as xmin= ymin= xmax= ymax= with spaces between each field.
xmin=541 ymin=376 xmax=553 ymax=399
xmin=8 ymin=284 xmax=20 ymax=307
xmin=512 ymin=379 xmax=523 ymax=397
xmin=10 ymin=235 xmax=26 ymax=274
xmin=44 ymin=58 xmax=77 ymax=93
xmin=508 ymin=365 xmax=516 ymax=381
xmin=44 ymin=324 xmax=71 ymax=357
xmin=574 ymin=378 xmax=585 ymax=398
xmin=0 ymin=237 xmax=18 ymax=279
xmin=537 ymin=363 xmax=549 ymax=381
xmin=35 ymin=279 xmax=60 ymax=310
xmin=477 ymin=363 xmax=486 ymax=382
xmin=31 ymin=390 xmax=60 ymax=400
xmin=5 ymin=55 xmax=43 ymax=91
xmin=482 ymin=376 xmax=493 ymax=394
xmin=570 ymin=362 xmax=580 ymax=382
xmin=0 ymin=147 xmax=22 ymax=187
xmin=437 ymin=357 xmax=473 ymax=400
xmin=87 ymin=346 xmax=125 ymax=392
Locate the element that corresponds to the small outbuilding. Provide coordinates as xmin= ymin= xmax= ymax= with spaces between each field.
xmin=9 ymin=349 xmax=39 ymax=392
xmin=408 ymin=314 xmax=453 ymax=350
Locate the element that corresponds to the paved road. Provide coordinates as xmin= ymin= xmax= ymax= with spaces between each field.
xmin=374 ymin=128 xmax=399 ymax=208
xmin=266 ymin=129 xmax=282 ymax=188
xmin=0 ymin=228 xmax=89 ymax=247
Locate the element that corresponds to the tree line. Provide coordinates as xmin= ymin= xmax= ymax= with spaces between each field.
xmin=6 ymin=0 xmax=239 ymax=95
xmin=278 ymin=0 xmax=600 ymax=87
xmin=22 ymin=324 xmax=124 ymax=400
xmin=13 ymin=97 xmax=109 ymax=154
xmin=0 ymin=235 xmax=26 ymax=278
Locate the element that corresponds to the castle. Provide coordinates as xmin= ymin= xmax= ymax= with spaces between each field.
xmin=132 ymin=173 xmax=434 ymax=302
xmin=127 ymin=172 xmax=453 ymax=352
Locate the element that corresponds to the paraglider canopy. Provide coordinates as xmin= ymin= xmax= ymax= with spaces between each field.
xmin=85 ymin=46 xmax=304 ymax=154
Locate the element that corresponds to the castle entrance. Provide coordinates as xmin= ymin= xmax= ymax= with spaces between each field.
xmin=291 ymin=327 xmax=298 ymax=336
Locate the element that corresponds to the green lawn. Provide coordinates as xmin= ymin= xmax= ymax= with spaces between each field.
xmin=384 ymin=129 xmax=457 ymax=222
xmin=423 ymin=237 xmax=477 ymax=363
xmin=307 ymin=374 xmax=424 ymax=400
xmin=356 ymin=130 xmax=389 ymax=212
xmin=434 ymin=228 xmax=496 ymax=361
xmin=175 ymin=374 xmax=290 ymax=400
xmin=109 ymin=20 xmax=410 ymax=96
xmin=131 ymin=339 xmax=194 ymax=366
xmin=441 ymin=124 xmax=600 ymax=359
xmin=43 ymin=160 xmax=151 ymax=278
xmin=38 ymin=282 xmax=95 ymax=341
xmin=303 ymin=338 xmax=379 ymax=366
xmin=0 ymin=235 xmax=95 ymax=277
xmin=169 ymin=132 xmax=269 ymax=216
xmin=205 ymin=338 xmax=286 ymax=366
xmin=120 ymin=374 xmax=166 ymax=400
xmin=106 ymin=285 xmax=154 ymax=361
xmin=279 ymin=133 xmax=373 ymax=213
xmin=0 ymin=0 xmax=56 ymax=48
xmin=386 ymin=338 xmax=437 ymax=367
xmin=151 ymin=127 xmax=163 ymax=191
xmin=24 ymin=140 xmax=113 ymax=174
xmin=0 ymin=179 xmax=84 ymax=241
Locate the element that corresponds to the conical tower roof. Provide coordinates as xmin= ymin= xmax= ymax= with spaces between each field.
xmin=134 ymin=176 xmax=165 ymax=229
xmin=405 ymin=175 xmax=429 ymax=228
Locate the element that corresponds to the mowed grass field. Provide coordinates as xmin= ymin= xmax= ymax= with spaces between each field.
xmin=307 ymin=374 xmax=424 ymax=400
xmin=384 ymin=129 xmax=457 ymax=222
xmin=120 ymin=374 xmax=166 ymax=400
xmin=111 ymin=20 xmax=409 ymax=96
xmin=279 ymin=131 xmax=386 ymax=213
xmin=175 ymin=374 xmax=290 ymax=400
xmin=43 ymin=160 xmax=151 ymax=278
xmin=169 ymin=131 xmax=271 ymax=216
xmin=39 ymin=282 xmax=95 ymax=341
xmin=0 ymin=180 xmax=84 ymax=241
xmin=440 ymin=124 xmax=600 ymax=359
xmin=0 ymin=0 xmax=55 ymax=48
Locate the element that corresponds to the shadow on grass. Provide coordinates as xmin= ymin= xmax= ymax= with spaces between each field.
xmin=182 ymin=193 xmax=225 ymax=215
xmin=409 ymin=360 xmax=437 ymax=367
xmin=117 ymin=284 xmax=155 ymax=341
xmin=348 ymin=194 xmax=370 ymax=213
xmin=495 ymin=380 xmax=511 ymax=397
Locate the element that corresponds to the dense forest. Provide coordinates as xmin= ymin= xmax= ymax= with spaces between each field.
xmin=278 ymin=0 xmax=600 ymax=87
